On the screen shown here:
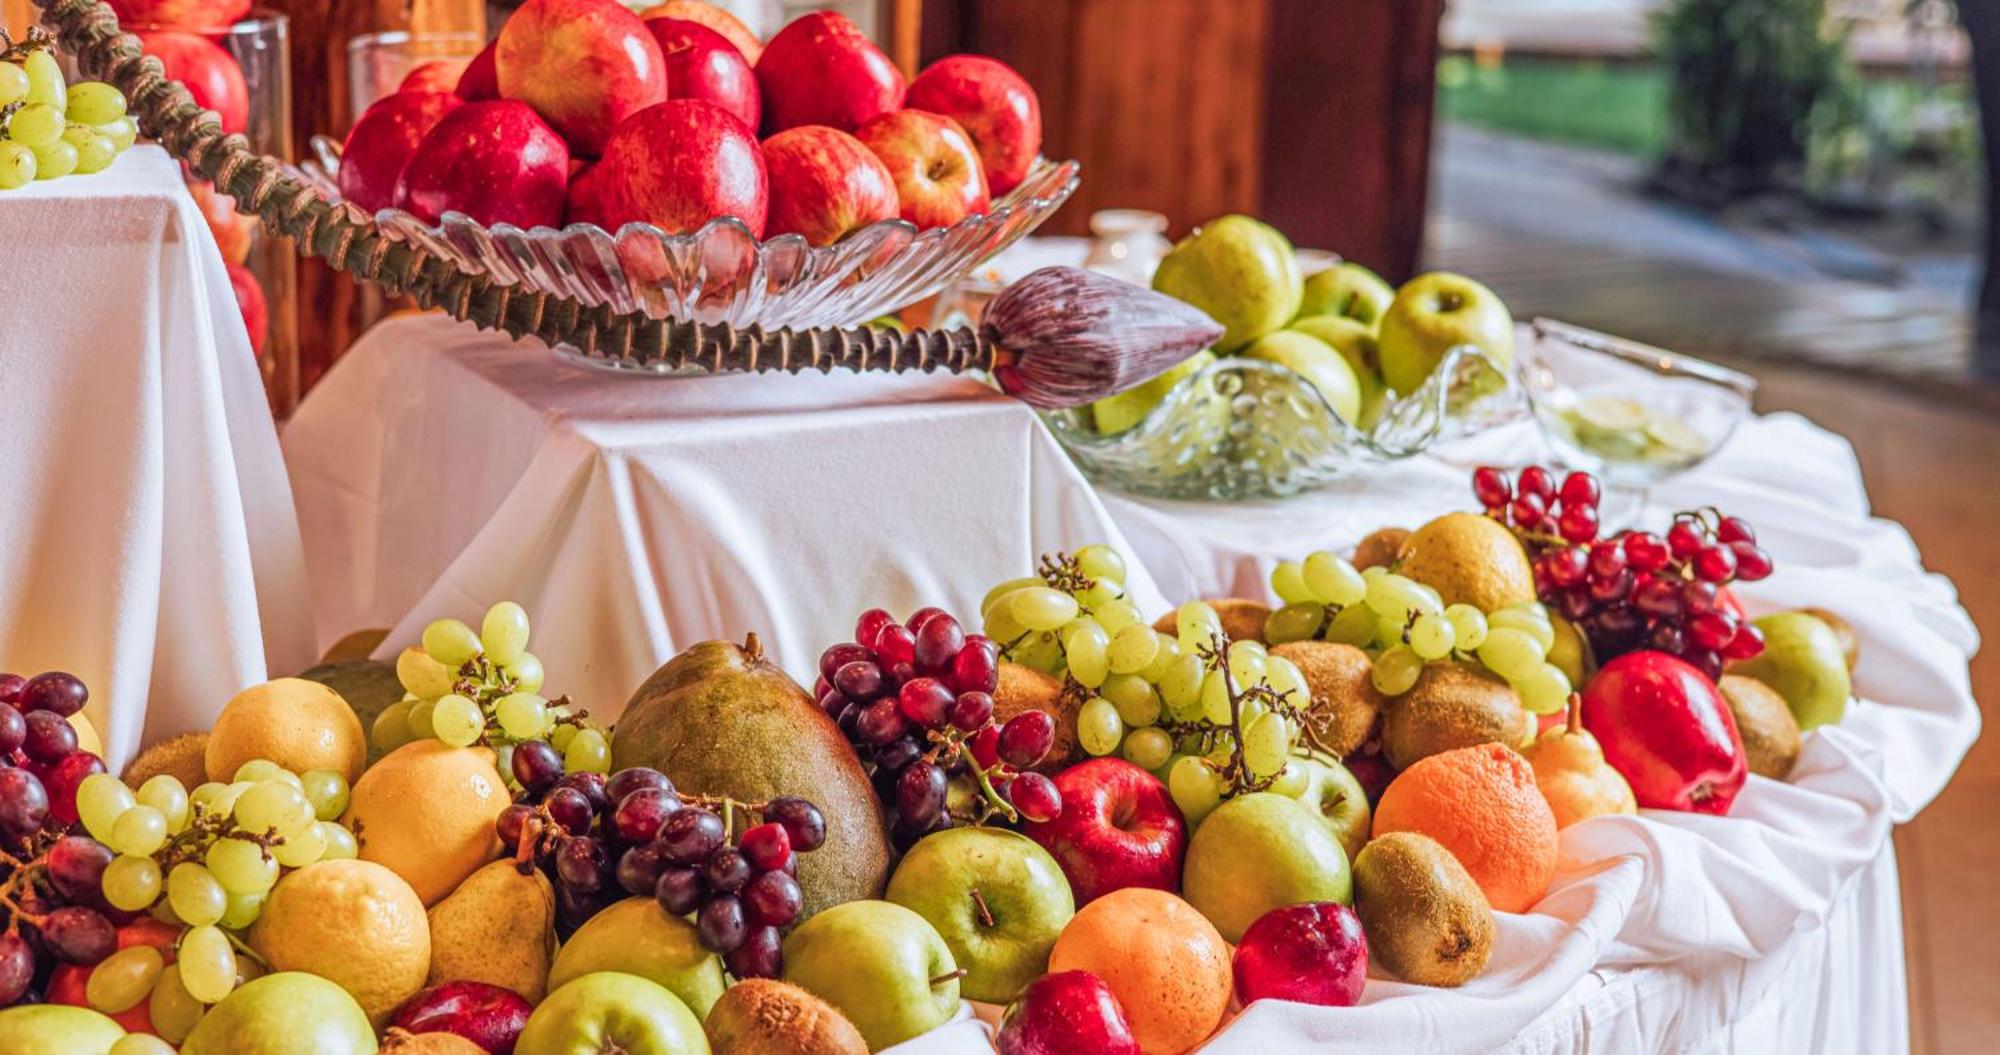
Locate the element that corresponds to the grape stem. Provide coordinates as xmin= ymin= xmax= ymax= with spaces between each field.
xmin=1157 ymin=632 xmax=1304 ymax=799
xmin=220 ymin=928 xmax=271 ymax=969
xmin=0 ymin=837 xmax=59 ymax=933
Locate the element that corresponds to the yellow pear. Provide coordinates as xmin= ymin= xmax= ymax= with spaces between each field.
xmin=343 ymin=740 xmax=507 ymax=905
xmin=1525 ymin=703 xmax=1636 ymax=828
xmin=426 ymin=860 xmax=558 ymax=1002
xmin=1396 ymin=512 xmax=1536 ymax=612
xmin=249 ymin=859 xmax=430 ymax=1028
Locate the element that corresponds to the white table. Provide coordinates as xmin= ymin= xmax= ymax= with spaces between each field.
xmin=279 ymin=303 xmax=1977 ymax=1055
xmin=0 ymin=147 xmax=315 ymax=768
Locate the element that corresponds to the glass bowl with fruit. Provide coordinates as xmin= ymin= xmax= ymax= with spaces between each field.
xmin=1518 ymin=319 xmax=1756 ymax=487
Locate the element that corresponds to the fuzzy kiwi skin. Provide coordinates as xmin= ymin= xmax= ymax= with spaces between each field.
xmin=1150 ymin=598 xmax=1272 ymax=645
xmin=1270 ymin=641 xmax=1384 ymax=758
xmin=1353 ymin=832 xmax=1495 ymax=987
xmin=1380 ymin=662 xmax=1532 ymax=770
xmin=1719 ymin=675 xmax=1802 ymax=780
xmin=122 ymin=732 xmax=209 ymax=789
xmin=993 ymin=662 xmax=1079 ymax=773
xmin=705 ymin=978 xmax=868 ymax=1055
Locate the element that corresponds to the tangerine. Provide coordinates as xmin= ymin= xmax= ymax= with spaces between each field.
xmin=1371 ymin=742 xmax=1558 ymax=913
xmin=1047 ymin=888 xmax=1230 ymax=1055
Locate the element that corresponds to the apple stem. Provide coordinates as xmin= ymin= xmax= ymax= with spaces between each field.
xmin=930 ymin=967 xmax=969 ymax=987
xmin=969 ymin=887 xmax=995 ymax=928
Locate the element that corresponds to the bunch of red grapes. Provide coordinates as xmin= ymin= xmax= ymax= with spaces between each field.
xmin=1473 ymin=466 xmax=1772 ymax=680
xmin=817 ymin=607 xmax=1062 ymax=851
xmin=2 ymin=672 xmax=108 ymax=837
xmin=497 ymin=747 xmax=824 ymax=979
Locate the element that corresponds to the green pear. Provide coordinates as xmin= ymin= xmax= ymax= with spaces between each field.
xmin=782 ymin=900 xmax=960 ymax=1051
xmin=1377 ymin=272 xmax=1515 ymax=397
xmin=427 ymin=859 xmax=558 ymax=1001
xmin=0 ymin=1005 xmax=125 ymax=1055
xmin=1151 ymin=215 xmax=1302 ymax=352
xmin=1088 ymin=349 xmax=1215 ymax=436
xmin=1241 ymin=330 xmax=1363 ymax=427
xmin=180 ymin=973 xmax=378 ymax=1055
xmin=1182 ymin=792 xmax=1351 ymax=943
xmin=886 ymin=827 xmax=1074 ymax=1004
xmin=1298 ymin=262 xmax=1395 ymax=329
xmin=1727 ymin=612 xmax=1851 ymax=730
xmin=516 ymin=972 xmax=707 ymax=1055
xmin=547 ymin=897 xmax=726 ymax=1020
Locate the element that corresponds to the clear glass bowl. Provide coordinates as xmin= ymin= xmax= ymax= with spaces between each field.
xmin=293 ymin=140 xmax=1080 ymax=332
xmin=1519 ymin=319 xmax=1756 ymax=487
xmin=1041 ymin=345 xmax=1517 ymax=500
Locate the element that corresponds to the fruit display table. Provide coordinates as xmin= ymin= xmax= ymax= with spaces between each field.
xmin=281 ymin=310 xmax=1170 ymax=706
xmin=0 ymin=145 xmax=315 ymax=768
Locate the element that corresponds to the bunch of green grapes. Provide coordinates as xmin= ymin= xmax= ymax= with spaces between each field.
xmin=77 ymin=761 xmax=354 ymax=1026
xmin=0 ymin=31 xmax=142 ymax=190
xmin=979 ymin=544 xmax=1139 ymax=676
xmin=1266 ymin=551 xmax=1572 ymax=714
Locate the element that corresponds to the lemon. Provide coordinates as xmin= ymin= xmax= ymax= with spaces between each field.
xmin=342 ymin=741 xmax=506 ymax=905
xmin=248 ymin=860 xmax=428 ymax=1028
xmin=205 ymin=679 xmax=367 ymax=785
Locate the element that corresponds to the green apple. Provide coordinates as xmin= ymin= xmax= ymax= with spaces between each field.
xmin=1089 ymin=349 xmax=1215 ymax=436
xmin=886 ymin=826 xmax=1075 ymax=1004
xmin=1151 ymin=214 xmax=1302 ymax=352
xmin=782 ymin=900 xmax=960 ymax=1050
xmin=1298 ymin=262 xmax=1394 ymax=329
xmin=1294 ymin=756 xmax=1372 ymax=863
xmin=1286 ymin=314 xmax=1385 ymax=419
xmin=1377 ymin=271 xmax=1515 ymax=397
xmin=1182 ymin=792 xmax=1352 ymax=943
xmin=1241 ymin=330 xmax=1364 ymax=427
xmin=180 ymin=972 xmax=377 ymax=1055
xmin=1727 ymin=612 xmax=1851 ymax=729
xmin=547 ymin=896 xmax=726 ymax=1019
xmin=516 ymin=972 xmax=706 ymax=1055
xmin=0 ymin=1005 xmax=125 ymax=1055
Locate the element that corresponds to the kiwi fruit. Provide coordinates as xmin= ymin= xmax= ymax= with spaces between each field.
xmin=1380 ymin=662 xmax=1532 ymax=771
xmin=1269 ymin=641 xmax=1383 ymax=758
xmin=1719 ymin=675 xmax=1802 ymax=780
xmin=1353 ymin=527 xmax=1411 ymax=571
xmin=380 ymin=1029 xmax=486 ymax=1054
xmin=611 ymin=637 xmax=891 ymax=920
xmin=1800 ymin=607 xmax=1860 ymax=671
xmin=1149 ymin=598 xmax=1271 ymax=644
xmin=1353 ymin=831 xmax=1495 ymax=987
xmin=992 ymin=661 xmax=1079 ymax=773
xmin=121 ymin=732 xmax=208 ymax=790
xmin=298 ymin=658 xmax=407 ymax=765
xmin=705 ymin=978 xmax=868 ymax=1055
xmin=1395 ymin=512 xmax=1537 ymax=612
xmin=319 ymin=628 xmax=389 ymax=665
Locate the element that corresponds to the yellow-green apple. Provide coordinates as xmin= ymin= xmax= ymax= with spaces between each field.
xmin=1088 ymin=349 xmax=1215 ymax=436
xmin=638 ymin=1 xmax=763 ymax=64
xmin=1288 ymin=314 xmax=1385 ymax=418
xmin=1241 ymin=330 xmax=1363 ymax=426
xmin=1021 ymin=759 xmax=1187 ymax=905
xmin=547 ymin=896 xmax=726 ymax=1019
xmin=456 ymin=40 xmax=499 ymax=101
xmin=135 ymin=31 xmax=248 ymax=135
xmin=1377 ymin=271 xmax=1515 ymax=397
xmin=393 ymin=100 xmax=571 ymax=228
xmin=644 ymin=18 xmax=759 ymax=131
xmin=1231 ymin=902 xmax=1368 ymax=1007
xmin=1726 ymin=613 xmax=1851 ymax=730
xmin=589 ymin=99 xmax=768 ymax=236
xmin=761 ymin=125 xmax=900 ymax=246
xmin=1182 ymin=792 xmax=1351 ymax=942
xmin=887 ymin=827 xmax=1075 ymax=1003
xmin=337 ymin=90 xmax=463 ymax=213
xmin=904 ymin=54 xmax=1043 ymax=196
xmin=1151 ymin=215 xmax=1302 ymax=352
xmin=1299 ymin=262 xmax=1395 ymax=329
xmin=782 ymin=900 xmax=961 ymax=1051
xmin=179 ymin=973 xmax=377 ymax=1055
xmin=755 ymin=11 xmax=905 ymax=134
xmin=0 ymin=1005 xmax=124 ymax=1055
xmin=996 ymin=971 xmax=1140 ymax=1055
xmin=854 ymin=109 xmax=990 ymax=230
xmin=109 ymin=0 xmax=246 ymax=28
xmin=495 ymin=0 xmax=667 ymax=156
xmin=514 ymin=972 xmax=706 ymax=1055
xmin=1293 ymin=755 xmax=1372 ymax=862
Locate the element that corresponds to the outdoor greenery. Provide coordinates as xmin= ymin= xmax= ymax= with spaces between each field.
xmin=1437 ymin=56 xmax=1670 ymax=156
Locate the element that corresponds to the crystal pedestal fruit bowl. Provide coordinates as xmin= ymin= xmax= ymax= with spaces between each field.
xmin=1041 ymin=344 xmax=1516 ymax=501
xmin=296 ymin=139 xmax=1080 ymax=338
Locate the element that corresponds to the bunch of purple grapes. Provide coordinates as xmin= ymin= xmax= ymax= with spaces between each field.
xmin=3 ymin=671 xmax=107 ymax=840
xmin=2 ymin=833 xmax=123 ymax=1006
xmin=816 ymin=607 xmax=1062 ymax=851
xmin=496 ymin=744 xmax=824 ymax=978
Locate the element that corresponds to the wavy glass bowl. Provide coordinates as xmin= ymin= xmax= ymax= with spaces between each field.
xmin=294 ymin=137 xmax=1080 ymax=335
xmin=1042 ymin=345 xmax=1517 ymax=500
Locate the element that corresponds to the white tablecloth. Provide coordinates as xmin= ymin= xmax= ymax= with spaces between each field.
xmin=0 ymin=147 xmax=315 ymax=768
xmin=280 ymin=304 xmax=1978 ymax=1055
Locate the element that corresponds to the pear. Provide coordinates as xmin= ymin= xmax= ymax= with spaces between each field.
xmin=1395 ymin=512 xmax=1537 ymax=612
xmin=1524 ymin=703 xmax=1636 ymax=828
xmin=1726 ymin=612 xmax=1851 ymax=730
xmin=1800 ymin=606 xmax=1860 ymax=670
xmin=1546 ymin=615 xmax=1594 ymax=687
xmin=425 ymin=860 xmax=557 ymax=1002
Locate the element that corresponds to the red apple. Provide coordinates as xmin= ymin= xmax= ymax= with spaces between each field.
xmin=854 ymin=109 xmax=989 ymax=229
xmin=644 ymin=18 xmax=759 ymax=131
xmin=905 ymin=54 xmax=1043 ymax=196
xmin=761 ymin=125 xmax=897 ymax=246
xmin=1022 ymin=758 xmax=1186 ymax=905
xmin=495 ymin=0 xmax=667 ymax=156
xmin=394 ymin=980 xmax=533 ymax=1054
xmin=109 ymin=0 xmax=248 ymax=28
xmin=996 ymin=970 xmax=1140 ymax=1055
xmin=337 ymin=90 xmax=463 ymax=213
xmin=136 ymin=31 xmax=248 ymax=135
xmin=393 ymin=100 xmax=571 ymax=228
xmin=590 ymin=99 xmax=766 ymax=235
xmin=399 ymin=59 xmax=467 ymax=95
xmin=754 ymin=11 xmax=904 ymax=134
xmin=456 ymin=40 xmax=500 ymax=101
xmin=1582 ymin=651 xmax=1747 ymax=814
xmin=227 ymin=263 xmax=268 ymax=357
xmin=48 ymin=917 xmax=180 ymax=1035
xmin=1232 ymin=902 xmax=1368 ymax=1008
xmin=637 ymin=0 xmax=762 ymax=64
xmin=190 ymin=178 xmax=254 ymax=264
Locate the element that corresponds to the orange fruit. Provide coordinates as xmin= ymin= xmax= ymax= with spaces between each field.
xmin=1371 ymin=742 xmax=1558 ymax=914
xmin=1047 ymin=888 xmax=1229 ymax=1055
xmin=637 ymin=1 xmax=763 ymax=64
